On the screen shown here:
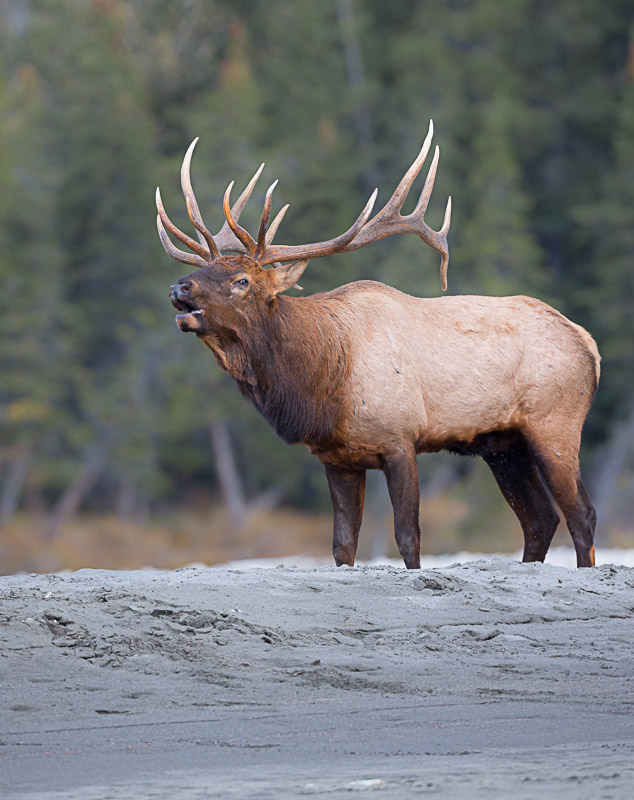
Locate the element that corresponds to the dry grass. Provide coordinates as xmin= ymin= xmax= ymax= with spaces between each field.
xmin=0 ymin=508 xmax=334 ymax=575
xmin=2 ymin=489 xmax=628 ymax=575
xmin=0 ymin=493 xmax=527 ymax=575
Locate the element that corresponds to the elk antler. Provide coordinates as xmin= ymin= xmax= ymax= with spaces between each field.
xmin=221 ymin=180 xmax=378 ymax=260
xmin=156 ymin=140 xmax=267 ymax=265
xmin=258 ymin=120 xmax=452 ymax=290
xmin=157 ymin=121 xmax=451 ymax=289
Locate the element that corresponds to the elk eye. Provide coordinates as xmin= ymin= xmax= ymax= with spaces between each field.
xmin=236 ymin=278 xmax=249 ymax=288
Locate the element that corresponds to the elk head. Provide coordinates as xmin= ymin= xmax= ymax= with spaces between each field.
xmin=156 ymin=121 xmax=452 ymax=338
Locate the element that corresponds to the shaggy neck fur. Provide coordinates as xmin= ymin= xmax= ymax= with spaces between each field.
xmin=201 ymin=293 xmax=351 ymax=449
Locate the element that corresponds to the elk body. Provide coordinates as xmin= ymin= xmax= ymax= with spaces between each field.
xmin=156 ymin=122 xmax=599 ymax=569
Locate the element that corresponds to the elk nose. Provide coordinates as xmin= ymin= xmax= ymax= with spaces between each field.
xmin=170 ymin=280 xmax=193 ymax=299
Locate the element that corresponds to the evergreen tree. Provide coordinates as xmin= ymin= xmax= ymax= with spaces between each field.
xmin=457 ymin=97 xmax=546 ymax=297
xmin=0 ymin=56 xmax=64 ymax=518
xmin=24 ymin=0 xmax=164 ymax=525
xmin=574 ymin=38 xmax=634 ymax=437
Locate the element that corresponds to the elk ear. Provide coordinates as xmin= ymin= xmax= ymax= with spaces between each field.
xmin=268 ymin=260 xmax=308 ymax=297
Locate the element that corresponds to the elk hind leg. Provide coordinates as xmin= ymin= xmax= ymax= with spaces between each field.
xmin=325 ymin=463 xmax=366 ymax=567
xmin=383 ymin=448 xmax=421 ymax=569
xmin=483 ymin=437 xmax=560 ymax=563
xmin=524 ymin=427 xmax=597 ymax=568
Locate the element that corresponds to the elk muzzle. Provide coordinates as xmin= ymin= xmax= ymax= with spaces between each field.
xmin=170 ymin=279 xmax=206 ymax=333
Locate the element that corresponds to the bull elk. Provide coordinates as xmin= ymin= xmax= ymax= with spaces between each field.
xmin=156 ymin=121 xmax=599 ymax=569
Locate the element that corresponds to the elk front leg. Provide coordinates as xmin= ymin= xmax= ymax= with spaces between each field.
xmin=383 ymin=449 xmax=422 ymax=569
xmin=324 ymin=464 xmax=366 ymax=567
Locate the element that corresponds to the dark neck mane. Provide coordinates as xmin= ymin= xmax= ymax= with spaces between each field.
xmin=202 ymin=295 xmax=351 ymax=449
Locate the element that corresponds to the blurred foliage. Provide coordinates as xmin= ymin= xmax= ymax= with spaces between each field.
xmin=0 ymin=0 xmax=633 ymax=557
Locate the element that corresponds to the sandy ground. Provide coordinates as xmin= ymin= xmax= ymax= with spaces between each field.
xmin=2 ymin=557 xmax=634 ymax=798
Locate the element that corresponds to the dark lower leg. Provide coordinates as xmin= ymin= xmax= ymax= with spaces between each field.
xmin=573 ymin=480 xmax=597 ymax=566
xmin=561 ymin=477 xmax=596 ymax=567
xmin=324 ymin=463 xmax=366 ymax=567
xmin=525 ymin=434 xmax=596 ymax=568
xmin=383 ymin=449 xmax=421 ymax=569
xmin=484 ymin=443 xmax=559 ymax=563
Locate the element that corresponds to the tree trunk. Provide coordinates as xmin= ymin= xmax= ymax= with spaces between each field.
xmin=209 ymin=419 xmax=247 ymax=530
xmin=25 ymin=479 xmax=47 ymax=517
xmin=44 ymin=439 xmax=110 ymax=540
xmin=0 ymin=444 xmax=30 ymax=524
xmin=335 ymin=0 xmax=379 ymax=195
xmin=1 ymin=0 xmax=31 ymax=37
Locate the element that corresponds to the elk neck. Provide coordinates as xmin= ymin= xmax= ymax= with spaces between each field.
xmin=199 ymin=293 xmax=352 ymax=449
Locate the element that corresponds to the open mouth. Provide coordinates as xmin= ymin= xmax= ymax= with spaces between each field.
xmin=171 ymin=296 xmax=203 ymax=316
xmin=171 ymin=296 xmax=206 ymax=331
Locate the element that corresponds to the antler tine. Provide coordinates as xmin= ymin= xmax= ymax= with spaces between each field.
xmin=380 ymin=119 xmax=435 ymax=217
xmin=228 ymin=163 xmax=265 ymax=220
xmin=181 ymin=138 xmax=220 ymax=259
xmin=155 ymin=187 xmax=212 ymax=262
xmin=214 ymin=163 xmax=265 ymax=253
xmin=255 ymin=180 xmax=279 ymax=259
xmin=156 ymin=214 xmax=208 ymax=268
xmin=405 ymin=143 xmax=451 ymax=291
xmin=440 ymin=195 xmax=452 ymax=236
xmin=339 ymin=121 xmax=436 ymax=242
xmin=413 ymin=144 xmax=440 ymax=218
xmin=438 ymin=196 xmax=452 ymax=291
xmin=259 ymin=188 xmax=378 ymax=267
xmin=222 ymin=181 xmax=258 ymax=256
xmin=186 ymin=198 xmax=221 ymax=259
xmin=265 ymin=203 xmax=289 ymax=245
